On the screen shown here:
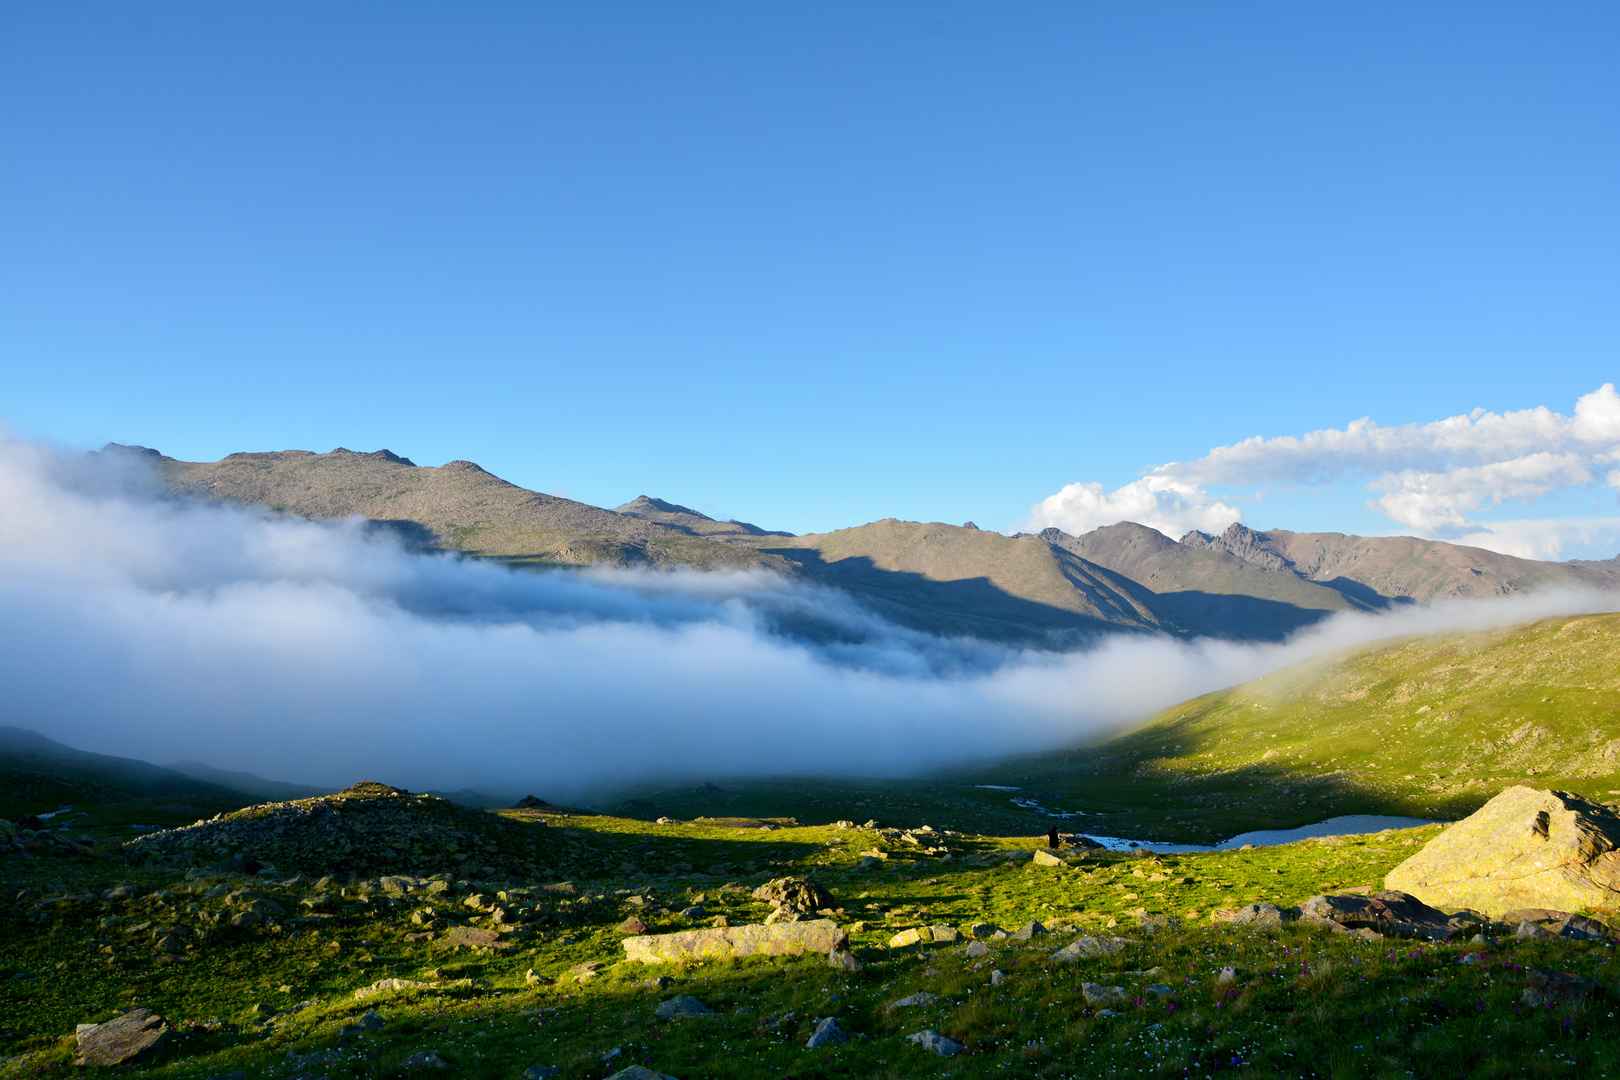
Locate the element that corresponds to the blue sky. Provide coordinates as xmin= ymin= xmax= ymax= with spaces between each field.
xmin=4 ymin=4 xmax=1618 ymax=553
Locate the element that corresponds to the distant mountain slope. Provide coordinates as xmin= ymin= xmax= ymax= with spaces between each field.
xmin=988 ymin=612 xmax=1620 ymax=841
xmin=1183 ymin=523 xmax=1620 ymax=603
xmin=749 ymin=519 xmax=1164 ymax=643
xmin=123 ymin=442 xmax=1620 ymax=646
xmin=615 ymin=495 xmax=787 ymax=538
xmin=0 ymin=726 xmax=249 ymax=820
xmin=156 ymin=447 xmax=788 ymax=572
xmin=1044 ymin=521 xmax=1365 ymax=639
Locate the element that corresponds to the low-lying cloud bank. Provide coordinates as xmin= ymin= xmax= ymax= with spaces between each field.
xmin=2 ymin=436 xmax=1616 ymax=802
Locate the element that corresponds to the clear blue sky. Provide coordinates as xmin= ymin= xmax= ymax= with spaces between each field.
xmin=5 ymin=3 xmax=1618 ymax=537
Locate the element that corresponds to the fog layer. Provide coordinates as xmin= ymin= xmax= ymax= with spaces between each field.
xmin=2 ymin=437 xmax=1614 ymax=800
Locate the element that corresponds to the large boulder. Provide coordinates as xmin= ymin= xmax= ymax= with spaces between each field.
xmin=1384 ymin=787 xmax=1620 ymax=918
xmin=622 ymin=920 xmax=847 ymax=964
xmin=74 ymin=1008 xmax=168 ymax=1066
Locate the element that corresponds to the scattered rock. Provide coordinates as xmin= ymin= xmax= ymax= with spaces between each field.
xmin=963 ymin=941 xmax=989 ymax=958
xmin=906 ymin=1029 xmax=964 ymax=1057
xmin=828 ymin=948 xmax=862 ymax=972
xmin=1031 ymin=849 xmax=1064 ymax=867
xmin=1052 ymin=936 xmax=1128 ymax=962
xmin=74 ymin=1008 xmax=169 ymax=1066
xmin=655 ymin=995 xmax=713 ymax=1020
xmin=1214 ymin=902 xmax=1289 ymax=930
xmin=1011 ymin=920 xmax=1046 ymax=941
xmin=604 ymin=1068 xmax=679 ymax=1080
xmin=522 ymin=1068 xmax=561 ymax=1080
xmin=1500 ymin=908 xmax=1614 ymax=942
xmin=1384 ymin=786 xmax=1620 ymax=919
xmin=401 ymin=1049 xmax=449 ymax=1071
xmin=806 ymin=1017 xmax=848 ymax=1048
xmin=1082 ymin=983 xmax=1127 ymax=1008
xmin=616 ymin=916 xmax=650 ymax=935
xmin=1522 ymin=968 xmax=1598 ymax=1008
xmin=989 ymin=969 xmax=1006 ymax=986
xmin=622 ymin=920 xmax=847 ymax=964
xmin=1298 ymin=891 xmax=1452 ymax=940
xmin=888 ymin=991 xmax=939 ymax=1009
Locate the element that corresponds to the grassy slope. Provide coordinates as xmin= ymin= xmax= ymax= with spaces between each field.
xmin=8 ymin=807 xmax=1620 ymax=1079
xmin=990 ymin=612 xmax=1620 ymax=842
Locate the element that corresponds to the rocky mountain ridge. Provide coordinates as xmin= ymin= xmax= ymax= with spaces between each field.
xmin=127 ymin=444 xmax=1620 ymax=645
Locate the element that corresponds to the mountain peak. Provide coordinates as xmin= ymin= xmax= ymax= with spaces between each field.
xmin=617 ymin=495 xmax=714 ymax=521
xmin=330 ymin=448 xmax=416 ymax=467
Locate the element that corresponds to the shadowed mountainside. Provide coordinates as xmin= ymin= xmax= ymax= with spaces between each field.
xmin=123 ymin=443 xmax=1620 ymax=645
xmin=1182 ymin=522 xmax=1620 ymax=603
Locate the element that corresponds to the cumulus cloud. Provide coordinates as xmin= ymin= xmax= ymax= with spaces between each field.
xmin=1028 ymin=383 xmax=1620 ymax=556
xmin=1451 ymin=517 xmax=1620 ymax=562
xmin=1025 ymin=475 xmax=1240 ymax=539
xmin=2 ymin=436 xmax=1617 ymax=803
xmin=1370 ymin=452 xmax=1593 ymax=531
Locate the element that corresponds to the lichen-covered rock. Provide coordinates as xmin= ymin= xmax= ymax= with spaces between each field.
xmin=74 ymin=1008 xmax=168 ymax=1066
xmin=622 ymin=920 xmax=846 ymax=963
xmin=1384 ymin=787 xmax=1620 ymax=918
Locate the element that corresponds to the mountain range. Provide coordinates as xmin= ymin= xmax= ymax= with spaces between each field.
xmin=121 ymin=443 xmax=1620 ymax=644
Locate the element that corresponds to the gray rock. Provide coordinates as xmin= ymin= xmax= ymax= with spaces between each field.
xmin=888 ymin=991 xmax=939 ymax=1009
xmin=1082 ymin=983 xmax=1127 ymax=1008
xmin=1216 ymin=902 xmax=1288 ymax=930
xmin=989 ymin=969 xmax=1006 ymax=986
xmin=401 ymin=1049 xmax=449 ymax=1071
xmin=906 ymin=1029 xmax=964 ymax=1057
xmin=828 ymin=948 xmax=861 ymax=972
xmin=806 ymin=1016 xmax=849 ymax=1048
xmin=623 ymin=920 xmax=846 ymax=964
xmin=654 ymin=995 xmax=713 ymax=1020
xmin=963 ymin=940 xmax=989 ymax=958
xmin=522 ymin=1069 xmax=560 ymax=1079
xmin=1051 ymin=936 xmax=1128 ymax=962
xmin=1298 ymin=891 xmax=1452 ymax=941
xmin=605 ymin=1069 xmax=679 ymax=1080
xmin=1010 ymin=920 xmax=1046 ymax=941
xmin=74 ymin=1008 xmax=169 ymax=1067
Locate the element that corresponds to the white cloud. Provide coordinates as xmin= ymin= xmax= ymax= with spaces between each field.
xmin=1026 ymin=475 xmax=1240 ymax=538
xmin=1369 ymin=452 xmax=1593 ymax=532
xmin=1451 ymin=517 xmax=1620 ymax=561
xmin=1029 ymin=383 xmax=1620 ymax=543
xmin=1573 ymin=383 xmax=1620 ymax=444
xmin=12 ymin=435 xmax=1615 ymax=801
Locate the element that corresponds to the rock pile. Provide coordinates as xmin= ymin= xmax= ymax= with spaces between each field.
xmin=124 ymin=781 xmax=546 ymax=876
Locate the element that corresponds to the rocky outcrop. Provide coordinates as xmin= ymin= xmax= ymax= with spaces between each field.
xmin=74 ymin=1008 xmax=168 ymax=1066
xmin=1298 ymin=891 xmax=1453 ymax=940
xmin=621 ymin=920 xmax=847 ymax=964
xmin=1384 ymin=787 xmax=1620 ymax=918
xmin=750 ymin=876 xmax=832 ymax=919
xmin=124 ymin=781 xmax=546 ymax=877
